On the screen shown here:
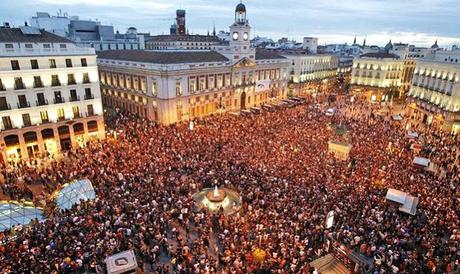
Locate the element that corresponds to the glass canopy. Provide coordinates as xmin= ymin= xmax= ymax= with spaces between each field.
xmin=53 ymin=179 xmax=96 ymax=211
xmin=0 ymin=201 xmax=44 ymax=231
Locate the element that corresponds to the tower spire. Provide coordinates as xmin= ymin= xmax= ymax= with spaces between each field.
xmin=213 ymin=23 xmax=216 ymax=36
xmin=353 ymin=36 xmax=356 ymax=44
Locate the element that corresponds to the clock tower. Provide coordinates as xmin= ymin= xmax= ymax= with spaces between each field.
xmin=226 ymin=2 xmax=255 ymax=64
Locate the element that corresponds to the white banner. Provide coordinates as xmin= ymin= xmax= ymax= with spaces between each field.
xmin=255 ymin=80 xmax=271 ymax=92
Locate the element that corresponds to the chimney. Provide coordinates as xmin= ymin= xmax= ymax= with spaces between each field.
xmin=3 ymin=22 xmax=10 ymax=28
xmin=25 ymin=21 xmax=28 ymax=26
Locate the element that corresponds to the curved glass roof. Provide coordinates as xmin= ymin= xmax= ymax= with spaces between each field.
xmin=0 ymin=201 xmax=44 ymax=231
xmin=53 ymin=179 xmax=96 ymax=211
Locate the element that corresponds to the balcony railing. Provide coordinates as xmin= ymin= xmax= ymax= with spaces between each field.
xmin=14 ymin=83 xmax=26 ymax=90
xmin=34 ymin=81 xmax=44 ymax=88
xmin=36 ymin=99 xmax=49 ymax=106
xmin=51 ymin=80 xmax=61 ymax=87
xmin=57 ymin=116 xmax=66 ymax=121
xmin=54 ymin=97 xmax=65 ymax=104
xmin=84 ymin=94 xmax=94 ymax=100
xmin=73 ymin=112 xmax=82 ymax=119
xmin=0 ymin=104 xmax=11 ymax=111
xmin=69 ymin=95 xmax=80 ymax=102
xmin=17 ymin=101 xmax=31 ymax=108
xmin=86 ymin=111 xmax=95 ymax=117
xmin=68 ymin=80 xmax=77 ymax=85
xmin=0 ymin=84 xmax=5 ymax=91
xmin=83 ymin=78 xmax=91 ymax=84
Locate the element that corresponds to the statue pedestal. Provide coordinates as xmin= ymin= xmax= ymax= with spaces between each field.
xmin=328 ymin=141 xmax=352 ymax=160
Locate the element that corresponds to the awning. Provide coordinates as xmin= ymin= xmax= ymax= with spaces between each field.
xmin=385 ymin=188 xmax=418 ymax=215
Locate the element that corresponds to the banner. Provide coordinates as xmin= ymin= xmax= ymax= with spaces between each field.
xmin=255 ymin=80 xmax=271 ymax=92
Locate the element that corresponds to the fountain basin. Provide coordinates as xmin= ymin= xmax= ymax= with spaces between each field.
xmin=206 ymin=188 xmax=227 ymax=202
xmin=192 ymin=187 xmax=242 ymax=215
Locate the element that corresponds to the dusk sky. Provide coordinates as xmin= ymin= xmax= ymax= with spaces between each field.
xmin=1 ymin=0 xmax=459 ymax=48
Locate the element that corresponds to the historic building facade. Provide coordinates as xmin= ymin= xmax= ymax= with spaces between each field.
xmin=98 ymin=2 xmax=289 ymax=125
xmin=281 ymin=52 xmax=338 ymax=96
xmin=406 ymin=50 xmax=460 ymax=133
xmin=145 ymin=35 xmax=221 ymax=50
xmin=0 ymin=26 xmax=105 ymax=164
xmin=350 ymin=52 xmax=404 ymax=101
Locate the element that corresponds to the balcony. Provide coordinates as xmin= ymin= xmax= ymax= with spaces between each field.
xmin=14 ymin=83 xmax=26 ymax=90
xmin=68 ymin=80 xmax=77 ymax=85
xmin=34 ymin=81 xmax=44 ymax=88
xmin=82 ymin=78 xmax=91 ymax=84
xmin=84 ymin=94 xmax=94 ymax=100
xmin=53 ymin=97 xmax=66 ymax=104
xmin=17 ymin=101 xmax=31 ymax=108
xmin=51 ymin=80 xmax=61 ymax=87
xmin=69 ymin=95 xmax=80 ymax=102
xmin=57 ymin=116 xmax=66 ymax=122
xmin=86 ymin=111 xmax=95 ymax=117
xmin=0 ymin=85 xmax=5 ymax=91
xmin=36 ymin=99 xmax=49 ymax=106
xmin=73 ymin=112 xmax=82 ymax=119
xmin=0 ymin=104 xmax=11 ymax=111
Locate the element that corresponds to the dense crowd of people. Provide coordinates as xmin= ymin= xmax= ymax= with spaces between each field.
xmin=0 ymin=93 xmax=459 ymax=273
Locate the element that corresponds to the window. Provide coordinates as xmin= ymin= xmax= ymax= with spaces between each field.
xmin=82 ymin=73 xmax=90 ymax=84
xmin=51 ymin=75 xmax=61 ymax=86
xmin=43 ymin=44 xmax=51 ymax=49
xmin=152 ymin=81 xmax=158 ymax=97
xmin=57 ymin=108 xmax=65 ymax=121
xmin=81 ymin=58 xmax=87 ymax=67
xmin=36 ymin=93 xmax=46 ymax=106
xmin=31 ymin=59 xmax=39 ymax=69
xmin=14 ymin=77 xmax=25 ymax=90
xmin=0 ymin=78 xmax=5 ymax=91
xmin=49 ymin=59 xmax=56 ymax=68
xmin=84 ymin=88 xmax=93 ymax=100
xmin=0 ymin=97 xmax=9 ymax=111
xmin=87 ymin=104 xmax=94 ymax=116
xmin=70 ymin=89 xmax=78 ymax=101
xmin=22 ymin=113 xmax=31 ymax=127
xmin=11 ymin=60 xmax=20 ymax=70
xmin=67 ymin=74 xmax=76 ymax=85
xmin=72 ymin=106 xmax=80 ymax=118
xmin=25 ymin=44 xmax=33 ymax=49
xmin=17 ymin=95 xmax=28 ymax=108
xmin=54 ymin=91 xmax=64 ymax=104
xmin=2 ymin=116 xmax=12 ymax=130
xmin=65 ymin=58 xmax=73 ymax=68
xmin=5 ymin=44 xmax=13 ymax=49
xmin=59 ymin=44 xmax=67 ymax=49
xmin=40 ymin=111 xmax=49 ymax=123
xmin=33 ymin=76 xmax=44 ymax=88
xmin=176 ymin=82 xmax=182 ymax=96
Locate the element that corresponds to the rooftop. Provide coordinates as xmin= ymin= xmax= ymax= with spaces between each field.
xmin=360 ymin=52 xmax=400 ymax=59
xmin=146 ymin=35 xmax=220 ymax=43
xmin=255 ymin=49 xmax=286 ymax=60
xmin=97 ymin=50 xmax=229 ymax=64
xmin=0 ymin=27 xmax=73 ymax=43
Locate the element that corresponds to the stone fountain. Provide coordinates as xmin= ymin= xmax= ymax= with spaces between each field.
xmin=192 ymin=185 xmax=241 ymax=215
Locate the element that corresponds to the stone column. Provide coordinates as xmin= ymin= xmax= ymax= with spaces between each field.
xmin=36 ymin=129 xmax=45 ymax=157
xmin=17 ymin=132 xmax=29 ymax=161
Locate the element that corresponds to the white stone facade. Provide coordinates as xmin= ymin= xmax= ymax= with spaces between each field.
xmin=0 ymin=29 xmax=105 ymax=164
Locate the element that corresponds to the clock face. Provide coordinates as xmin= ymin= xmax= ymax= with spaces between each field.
xmin=243 ymin=32 xmax=249 ymax=41
xmin=232 ymin=32 xmax=239 ymax=40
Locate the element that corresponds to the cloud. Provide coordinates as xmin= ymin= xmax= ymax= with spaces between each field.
xmin=1 ymin=0 xmax=459 ymax=47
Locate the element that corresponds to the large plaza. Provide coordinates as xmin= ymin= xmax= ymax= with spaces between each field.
xmin=1 ymin=1 xmax=460 ymax=274
xmin=1 ymin=89 xmax=459 ymax=273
